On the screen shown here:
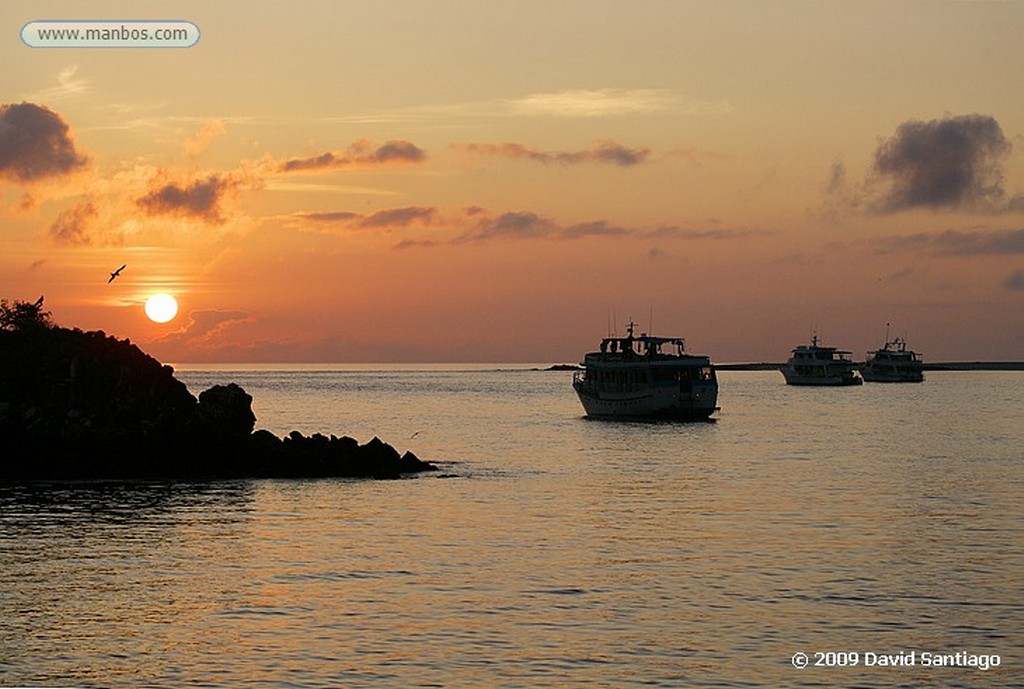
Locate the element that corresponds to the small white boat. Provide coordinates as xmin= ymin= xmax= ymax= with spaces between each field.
xmin=862 ymin=337 xmax=924 ymax=383
xmin=781 ymin=335 xmax=862 ymax=386
xmin=572 ymin=322 xmax=718 ymax=419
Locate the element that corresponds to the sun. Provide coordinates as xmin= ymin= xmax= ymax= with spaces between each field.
xmin=144 ymin=294 xmax=179 ymax=323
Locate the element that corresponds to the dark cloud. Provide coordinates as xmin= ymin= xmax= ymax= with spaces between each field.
xmin=49 ymin=200 xmax=97 ymax=245
xmin=372 ymin=140 xmax=426 ymax=163
xmin=294 ymin=211 xmax=360 ymax=223
xmin=874 ymin=228 xmax=1024 ymax=255
xmin=562 ymin=220 xmax=630 ymax=239
xmin=455 ymin=140 xmax=650 ymax=166
xmin=397 ymin=208 xmax=760 ymax=247
xmin=294 ymin=206 xmax=437 ymax=229
xmin=0 ymin=102 xmax=88 ymax=182
xmin=585 ymin=140 xmax=650 ymax=166
xmin=871 ymin=114 xmax=1015 ymax=212
xmin=460 ymin=211 xmax=557 ymax=242
xmin=137 ymin=174 xmax=237 ymax=223
xmin=645 ymin=225 xmax=758 ymax=240
xmin=1005 ymin=268 xmax=1024 ymax=291
xmin=279 ymin=140 xmax=425 ymax=172
xmin=359 ymin=206 xmax=436 ymax=228
xmin=393 ymin=238 xmax=440 ymax=250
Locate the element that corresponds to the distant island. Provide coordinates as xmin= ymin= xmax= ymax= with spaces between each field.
xmin=0 ymin=298 xmax=436 ymax=480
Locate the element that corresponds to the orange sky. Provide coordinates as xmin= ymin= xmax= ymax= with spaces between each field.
xmin=3 ymin=1 xmax=1023 ymax=362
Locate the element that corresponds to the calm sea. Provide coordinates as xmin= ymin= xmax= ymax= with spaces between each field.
xmin=1 ymin=368 xmax=1021 ymax=688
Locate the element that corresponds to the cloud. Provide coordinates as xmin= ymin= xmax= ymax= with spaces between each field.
xmin=644 ymin=225 xmax=759 ymax=240
xmin=137 ymin=173 xmax=239 ymax=223
xmin=184 ymin=119 xmax=226 ymax=158
xmin=393 ymin=238 xmax=440 ymax=250
xmin=153 ymin=309 xmax=254 ymax=347
xmin=873 ymin=228 xmax=1024 ymax=255
xmin=293 ymin=206 xmax=437 ymax=230
xmin=455 ymin=140 xmax=650 ymax=166
xmin=0 ymin=102 xmax=88 ymax=182
xmin=1006 ymin=269 xmax=1024 ymax=291
xmin=457 ymin=211 xmax=558 ymax=242
xmin=278 ymin=139 xmax=426 ymax=173
xmin=359 ymin=206 xmax=437 ymax=228
xmin=294 ymin=211 xmax=360 ymax=224
xmin=322 ymin=88 xmax=733 ymax=125
xmin=437 ymin=209 xmax=757 ymax=246
xmin=511 ymin=89 xmax=731 ymax=117
xmin=871 ymin=114 xmax=1020 ymax=212
xmin=562 ymin=220 xmax=631 ymax=238
xmin=23 ymin=65 xmax=92 ymax=101
xmin=49 ymin=200 xmax=98 ymax=245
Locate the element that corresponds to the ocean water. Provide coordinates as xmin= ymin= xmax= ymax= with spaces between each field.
xmin=1 ymin=368 xmax=1021 ymax=688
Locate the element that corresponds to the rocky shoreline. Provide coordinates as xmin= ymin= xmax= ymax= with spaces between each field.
xmin=0 ymin=299 xmax=436 ymax=480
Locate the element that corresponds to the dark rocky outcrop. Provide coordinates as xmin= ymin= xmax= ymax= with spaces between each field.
xmin=0 ymin=300 xmax=436 ymax=480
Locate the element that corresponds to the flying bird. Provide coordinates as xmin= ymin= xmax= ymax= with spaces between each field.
xmin=34 ymin=295 xmax=44 ymax=308
xmin=108 ymin=264 xmax=126 ymax=283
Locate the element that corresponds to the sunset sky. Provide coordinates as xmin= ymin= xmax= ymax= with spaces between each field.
xmin=3 ymin=1 xmax=1023 ymax=363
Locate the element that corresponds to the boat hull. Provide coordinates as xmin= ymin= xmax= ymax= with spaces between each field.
xmin=781 ymin=366 xmax=862 ymax=386
xmin=573 ymin=381 xmax=718 ymax=420
xmin=861 ymin=368 xmax=923 ymax=383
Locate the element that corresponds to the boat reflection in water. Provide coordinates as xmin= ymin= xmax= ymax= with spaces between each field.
xmin=572 ymin=322 xmax=718 ymax=420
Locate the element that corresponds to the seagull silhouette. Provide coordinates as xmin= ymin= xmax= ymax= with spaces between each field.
xmin=108 ymin=264 xmax=126 ymax=283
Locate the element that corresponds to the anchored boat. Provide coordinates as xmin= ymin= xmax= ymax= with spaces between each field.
xmin=862 ymin=337 xmax=924 ymax=382
xmin=572 ymin=323 xmax=718 ymax=419
xmin=781 ymin=335 xmax=862 ymax=386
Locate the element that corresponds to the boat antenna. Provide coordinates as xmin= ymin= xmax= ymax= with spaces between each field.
xmin=885 ymin=321 xmax=891 ymax=344
xmin=648 ymin=305 xmax=653 ymax=336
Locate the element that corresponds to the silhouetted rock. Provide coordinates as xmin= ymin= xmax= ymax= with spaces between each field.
xmin=0 ymin=304 xmax=436 ymax=480
xmin=197 ymin=383 xmax=256 ymax=437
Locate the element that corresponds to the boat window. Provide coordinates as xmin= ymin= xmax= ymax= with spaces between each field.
xmin=653 ymin=368 xmax=676 ymax=382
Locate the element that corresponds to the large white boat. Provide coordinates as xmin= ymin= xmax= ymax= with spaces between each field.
xmin=862 ymin=337 xmax=924 ymax=383
xmin=572 ymin=323 xmax=718 ymax=419
xmin=781 ymin=335 xmax=862 ymax=386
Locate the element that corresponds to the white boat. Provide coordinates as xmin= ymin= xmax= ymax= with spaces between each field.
xmin=572 ymin=323 xmax=718 ymax=419
xmin=781 ymin=335 xmax=862 ymax=386
xmin=862 ymin=337 xmax=924 ymax=383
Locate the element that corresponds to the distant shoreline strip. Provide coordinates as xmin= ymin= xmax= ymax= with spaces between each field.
xmin=715 ymin=362 xmax=1024 ymax=371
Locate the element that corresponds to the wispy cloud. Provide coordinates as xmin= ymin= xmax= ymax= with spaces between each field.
xmin=384 ymin=207 xmax=757 ymax=248
xmin=277 ymin=140 xmax=426 ymax=173
xmin=49 ymin=200 xmax=98 ymax=246
xmin=872 ymin=228 xmax=1024 ymax=255
xmin=293 ymin=206 xmax=437 ymax=229
xmin=329 ymin=88 xmax=732 ymax=124
xmin=454 ymin=140 xmax=650 ymax=166
xmin=23 ymin=65 xmax=92 ymax=101
xmin=183 ymin=119 xmax=226 ymax=158
xmin=152 ymin=309 xmax=255 ymax=348
xmin=510 ymin=89 xmax=730 ymax=117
